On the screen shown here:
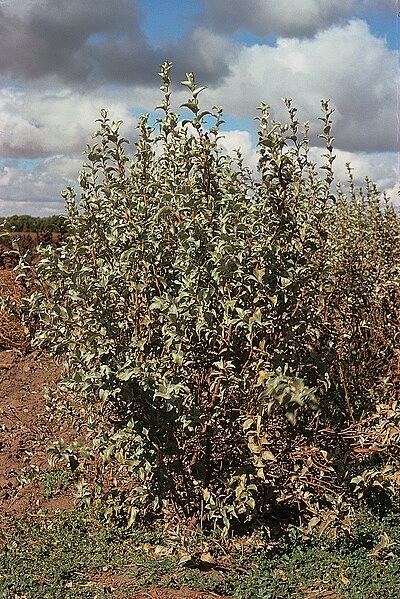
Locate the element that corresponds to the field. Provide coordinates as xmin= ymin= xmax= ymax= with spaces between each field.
xmin=0 ymin=231 xmax=62 ymax=270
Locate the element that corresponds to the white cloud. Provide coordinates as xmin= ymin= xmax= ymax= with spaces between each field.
xmin=41 ymin=155 xmax=85 ymax=180
xmin=215 ymin=129 xmax=399 ymax=209
xmin=0 ymin=164 xmax=65 ymax=216
xmin=309 ymin=147 xmax=400 ymax=206
xmin=216 ymin=130 xmax=399 ymax=209
xmin=1 ymin=136 xmax=397 ymax=217
xmin=0 ymin=164 xmax=12 ymax=187
xmin=0 ymin=85 xmax=140 ymax=159
xmin=204 ymin=0 xmax=355 ymax=38
xmin=204 ymin=19 xmax=397 ymax=153
xmin=176 ymin=27 xmax=238 ymax=79
xmin=382 ymin=183 xmax=400 ymax=207
xmin=0 ymin=14 xmax=397 ymax=216
xmin=217 ymin=129 xmax=258 ymax=172
xmin=0 ymin=154 xmax=100 ymax=216
xmin=329 ymin=149 xmax=398 ymax=190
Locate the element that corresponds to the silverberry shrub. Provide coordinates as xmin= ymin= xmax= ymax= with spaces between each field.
xmin=28 ymin=63 xmax=399 ymax=531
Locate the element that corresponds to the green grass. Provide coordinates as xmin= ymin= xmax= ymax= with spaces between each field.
xmin=0 ymin=508 xmax=399 ymax=598
xmin=234 ymin=512 xmax=400 ymax=598
xmin=0 ymin=509 xmax=235 ymax=598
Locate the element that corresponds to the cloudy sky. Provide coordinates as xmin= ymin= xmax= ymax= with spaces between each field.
xmin=0 ymin=0 xmax=398 ymax=216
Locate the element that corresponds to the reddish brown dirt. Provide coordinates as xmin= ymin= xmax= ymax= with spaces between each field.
xmin=0 ymin=349 xmax=76 ymax=517
xmin=0 ymin=231 xmax=62 ymax=269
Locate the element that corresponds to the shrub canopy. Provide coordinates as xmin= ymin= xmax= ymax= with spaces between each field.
xmin=28 ymin=63 xmax=400 ymax=532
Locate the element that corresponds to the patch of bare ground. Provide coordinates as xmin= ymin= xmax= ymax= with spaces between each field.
xmin=0 ymin=349 xmax=76 ymax=517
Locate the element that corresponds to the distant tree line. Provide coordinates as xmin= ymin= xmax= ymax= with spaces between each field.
xmin=1 ymin=214 xmax=67 ymax=233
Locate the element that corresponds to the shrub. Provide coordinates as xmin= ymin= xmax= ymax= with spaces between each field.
xmin=26 ymin=63 xmax=400 ymax=532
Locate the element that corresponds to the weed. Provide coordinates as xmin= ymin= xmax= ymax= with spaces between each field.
xmin=41 ymin=469 xmax=73 ymax=499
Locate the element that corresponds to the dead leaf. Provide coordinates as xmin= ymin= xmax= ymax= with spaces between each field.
xmin=341 ymin=573 xmax=350 ymax=585
xmin=370 ymin=532 xmax=394 ymax=557
xmin=154 ymin=545 xmax=171 ymax=557
xmin=262 ymin=449 xmax=276 ymax=461
xmin=200 ymin=551 xmax=215 ymax=564
xmin=274 ymin=568 xmax=287 ymax=581
xmin=178 ymin=550 xmax=192 ymax=565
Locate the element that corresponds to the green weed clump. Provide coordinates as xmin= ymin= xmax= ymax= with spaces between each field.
xmin=26 ymin=63 xmax=400 ymax=532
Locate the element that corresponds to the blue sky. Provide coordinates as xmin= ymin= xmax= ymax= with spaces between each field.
xmin=142 ymin=1 xmax=400 ymax=50
xmin=142 ymin=0 xmax=202 ymax=46
xmin=0 ymin=0 xmax=398 ymax=216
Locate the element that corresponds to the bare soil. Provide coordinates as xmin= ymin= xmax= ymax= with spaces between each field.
xmin=0 ymin=349 xmax=76 ymax=517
